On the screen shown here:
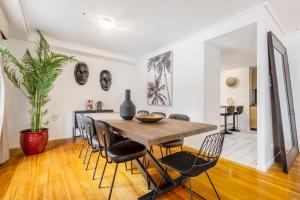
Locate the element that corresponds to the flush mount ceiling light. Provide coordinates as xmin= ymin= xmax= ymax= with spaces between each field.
xmin=96 ymin=17 xmax=118 ymax=30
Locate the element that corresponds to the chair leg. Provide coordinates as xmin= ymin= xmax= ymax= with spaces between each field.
xmin=169 ymin=148 xmax=172 ymax=155
xmin=160 ymin=147 xmax=164 ymax=157
xmin=205 ymin=171 xmax=220 ymax=200
xmin=99 ymin=161 xmax=108 ymax=188
xmin=165 ymin=148 xmax=168 ymax=157
xmin=224 ymin=115 xmax=227 ymax=132
xmin=145 ymin=156 xmax=150 ymax=190
xmin=150 ymin=146 xmax=153 ymax=153
xmin=152 ymin=166 xmax=167 ymax=199
xmin=108 ymin=163 xmax=119 ymax=200
xmin=86 ymin=149 xmax=93 ymax=170
xmin=79 ymin=140 xmax=86 ymax=158
xmin=93 ymin=151 xmax=101 ymax=180
xmin=83 ymin=146 xmax=90 ymax=164
xmin=180 ymin=146 xmax=183 ymax=151
xmin=131 ymin=161 xmax=133 ymax=174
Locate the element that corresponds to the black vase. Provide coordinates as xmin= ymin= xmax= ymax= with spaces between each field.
xmin=120 ymin=89 xmax=136 ymax=120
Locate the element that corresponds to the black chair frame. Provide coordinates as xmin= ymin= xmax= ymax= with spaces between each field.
xmin=159 ymin=114 xmax=190 ymax=157
xmin=95 ymin=120 xmax=148 ymax=200
xmin=83 ymin=116 xmax=106 ymax=180
xmin=154 ymin=132 xmax=225 ymax=200
xmin=76 ymin=114 xmax=87 ymax=159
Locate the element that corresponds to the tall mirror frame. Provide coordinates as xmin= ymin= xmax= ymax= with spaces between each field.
xmin=268 ymin=31 xmax=299 ymax=173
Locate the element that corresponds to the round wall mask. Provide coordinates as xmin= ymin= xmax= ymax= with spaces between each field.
xmin=226 ymin=77 xmax=239 ymax=88
xmin=74 ymin=62 xmax=89 ymax=85
xmin=100 ymin=70 xmax=112 ymax=91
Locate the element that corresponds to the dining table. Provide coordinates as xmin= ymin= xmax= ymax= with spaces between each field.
xmin=85 ymin=112 xmax=217 ymax=200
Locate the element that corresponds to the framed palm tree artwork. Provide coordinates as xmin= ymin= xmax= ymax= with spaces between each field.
xmin=147 ymin=51 xmax=172 ymax=106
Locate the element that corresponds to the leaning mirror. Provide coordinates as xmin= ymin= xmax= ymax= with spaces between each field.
xmin=268 ymin=31 xmax=299 ymax=173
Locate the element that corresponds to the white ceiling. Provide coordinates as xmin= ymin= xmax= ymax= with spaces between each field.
xmin=1 ymin=0 xmax=300 ymax=58
xmin=208 ymin=24 xmax=257 ymax=70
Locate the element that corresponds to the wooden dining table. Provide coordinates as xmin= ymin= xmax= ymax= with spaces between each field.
xmin=85 ymin=113 xmax=217 ymax=200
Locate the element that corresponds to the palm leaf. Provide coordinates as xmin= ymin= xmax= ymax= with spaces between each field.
xmin=0 ymin=30 xmax=77 ymax=131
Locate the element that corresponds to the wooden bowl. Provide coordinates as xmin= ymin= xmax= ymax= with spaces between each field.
xmin=135 ymin=114 xmax=164 ymax=123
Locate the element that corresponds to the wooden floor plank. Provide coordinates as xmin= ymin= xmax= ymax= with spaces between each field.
xmin=0 ymin=139 xmax=299 ymax=200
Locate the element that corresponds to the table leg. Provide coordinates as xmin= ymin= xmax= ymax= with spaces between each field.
xmin=136 ymin=149 xmax=187 ymax=200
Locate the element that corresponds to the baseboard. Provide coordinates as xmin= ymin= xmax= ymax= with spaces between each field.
xmin=262 ymin=157 xmax=275 ymax=171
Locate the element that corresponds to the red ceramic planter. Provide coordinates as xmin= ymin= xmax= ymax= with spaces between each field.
xmin=20 ymin=128 xmax=48 ymax=155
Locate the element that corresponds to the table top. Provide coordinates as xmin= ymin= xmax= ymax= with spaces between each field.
xmin=86 ymin=113 xmax=217 ymax=147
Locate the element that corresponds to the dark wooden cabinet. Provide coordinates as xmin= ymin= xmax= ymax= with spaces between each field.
xmin=249 ymin=106 xmax=257 ymax=130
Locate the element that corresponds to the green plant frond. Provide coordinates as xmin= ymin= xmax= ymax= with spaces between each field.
xmin=42 ymin=109 xmax=48 ymax=116
xmin=36 ymin=29 xmax=50 ymax=61
xmin=0 ymin=44 xmax=25 ymax=70
xmin=3 ymin=66 xmax=21 ymax=89
xmin=2 ymin=29 xmax=77 ymax=131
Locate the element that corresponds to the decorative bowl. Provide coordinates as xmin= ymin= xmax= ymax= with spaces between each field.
xmin=135 ymin=114 xmax=164 ymax=123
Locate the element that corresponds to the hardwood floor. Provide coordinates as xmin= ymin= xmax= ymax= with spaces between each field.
xmin=0 ymin=139 xmax=300 ymax=200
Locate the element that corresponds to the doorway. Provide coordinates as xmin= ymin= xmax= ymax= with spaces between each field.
xmin=204 ymin=24 xmax=258 ymax=168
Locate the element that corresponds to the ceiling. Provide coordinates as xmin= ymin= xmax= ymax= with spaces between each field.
xmin=208 ymin=24 xmax=257 ymax=70
xmin=1 ymin=0 xmax=300 ymax=58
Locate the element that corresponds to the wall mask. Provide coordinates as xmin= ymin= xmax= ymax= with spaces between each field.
xmin=100 ymin=70 xmax=112 ymax=91
xmin=74 ymin=62 xmax=89 ymax=85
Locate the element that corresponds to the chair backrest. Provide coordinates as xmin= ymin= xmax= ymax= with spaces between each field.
xmin=137 ymin=110 xmax=149 ymax=115
xmin=151 ymin=112 xmax=166 ymax=118
xmin=185 ymin=132 xmax=225 ymax=175
xmin=94 ymin=120 xmax=116 ymax=150
xmin=169 ymin=114 xmax=190 ymax=121
xmin=236 ymin=106 xmax=243 ymax=114
xmin=76 ymin=114 xmax=85 ymax=138
xmin=83 ymin=116 xmax=97 ymax=146
xmin=226 ymin=106 xmax=235 ymax=115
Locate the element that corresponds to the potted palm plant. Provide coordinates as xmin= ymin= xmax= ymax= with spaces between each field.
xmin=0 ymin=30 xmax=76 ymax=155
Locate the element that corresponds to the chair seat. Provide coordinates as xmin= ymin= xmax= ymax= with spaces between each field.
xmin=160 ymin=151 xmax=213 ymax=177
xmin=159 ymin=139 xmax=183 ymax=148
xmin=107 ymin=140 xmax=146 ymax=163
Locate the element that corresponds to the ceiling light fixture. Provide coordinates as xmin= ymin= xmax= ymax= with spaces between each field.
xmin=96 ymin=17 xmax=118 ymax=30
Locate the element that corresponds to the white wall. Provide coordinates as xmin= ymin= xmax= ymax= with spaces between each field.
xmin=221 ymin=50 xmax=256 ymax=70
xmin=204 ymin=43 xmax=221 ymax=130
xmin=286 ymin=32 xmax=300 ymax=149
xmin=220 ymin=67 xmax=250 ymax=130
xmin=136 ymin=4 xmax=283 ymax=171
xmin=5 ymin=39 xmax=139 ymax=148
xmin=0 ymin=6 xmax=8 ymax=36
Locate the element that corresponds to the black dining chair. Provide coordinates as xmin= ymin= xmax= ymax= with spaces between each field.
xmin=84 ymin=116 xmax=128 ymax=180
xmin=76 ymin=114 xmax=88 ymax=159
xmin=83 ymin=116 xmax=105 ymax=180
xmin=158 ymin=114 xmax=190 ymax=157
xmin=230 ymin=106 xmax=244 ymax=131
xmin=137 ymin=110 xmax=149 ymax=115
xmin=220 ymin=106 xmax=235 ymax=134
xmin=94 ymin=120 xmax=147 ymax=200
xmin=151 ymin=112 xmax=166 ymax=118
xmin=154 ymin=131 xmax=225 ymax=200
